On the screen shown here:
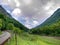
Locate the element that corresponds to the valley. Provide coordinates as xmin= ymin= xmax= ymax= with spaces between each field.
xmin=0 ymin=5 xmax=60 ymax=45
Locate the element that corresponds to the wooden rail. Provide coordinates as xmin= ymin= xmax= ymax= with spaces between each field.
xmin=0 ymin=32 xmax=11 ymax=45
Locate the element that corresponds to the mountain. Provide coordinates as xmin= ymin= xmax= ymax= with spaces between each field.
xmin=35 ymin=8 xmax=60 ymax=28
xmin=0 ymin=5 xmax=28 ymax=31
xmin=0 ymin=5 xmax=12 ymax=18
xmin=29 ymin=8 xmax=60 ymax=36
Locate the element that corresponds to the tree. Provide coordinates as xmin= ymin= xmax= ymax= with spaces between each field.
xmin=6 ymin=23 xmax=14 ymax=30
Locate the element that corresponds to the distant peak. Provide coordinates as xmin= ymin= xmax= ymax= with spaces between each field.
xmin=53 ymin=8 xmax=60 ymax=14
xmin=56 ymin=8 xmax=60 ymax=11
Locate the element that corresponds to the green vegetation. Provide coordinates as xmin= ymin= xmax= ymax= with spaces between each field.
xmin=0 ymin=13 xmax=28 ymax=31
xmin=0 ymin=12 xmax=25 ymax=45
xmin=29 ymin=21 xmax=60 ymax=36
xmin=0 ymin=5 xmax=28 ymax=31
xmin=5 ymin=33 xmax=60 ymax=45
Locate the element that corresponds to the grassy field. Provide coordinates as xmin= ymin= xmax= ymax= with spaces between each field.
xmin=6 ymin=33 xmax=60 ymax=45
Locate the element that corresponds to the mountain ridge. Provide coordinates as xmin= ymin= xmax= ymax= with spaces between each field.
xmin=34 ymin=8 xmax=60 ymax=29
xmin=0 ymin=5 xmax=29 ymax=31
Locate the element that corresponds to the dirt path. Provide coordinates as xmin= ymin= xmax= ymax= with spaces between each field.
xmin=53 ymin=37 xmax=60 ymax=40
xmin=41 ymin=36 xmax=60 ymax=40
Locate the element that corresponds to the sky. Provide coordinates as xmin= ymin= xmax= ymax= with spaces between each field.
xmin=0 ymin=0 xmax=60 ymax=29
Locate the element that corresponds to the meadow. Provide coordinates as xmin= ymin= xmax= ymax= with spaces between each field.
xmin=5 ymin=33 xmax=60 ymax=45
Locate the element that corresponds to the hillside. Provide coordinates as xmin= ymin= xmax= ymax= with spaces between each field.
xmin=30 ymin=8 xmax=60 ymax=36
xmin=36 ymin=8 xmax=60 ymax=28
xmin=0 ymin=5 xmax=28 ymax=31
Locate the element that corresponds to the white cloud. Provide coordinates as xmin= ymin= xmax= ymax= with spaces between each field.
xmin=16 ymin=3 xmax=20 ymax=7
xmin=44 ymin=1 xmax=60 ymax=17
xmin=14 ymin=0 xmax=21 ymax=7
xmin=47 ymin=10 xmax=55 ymax=15
xmin=1 ymin=0 xmax=60 ymax=29
xmin=24 ymin=20 xmax=39 ymax=29
xmin=25 ymin=24 xmax=32 ymax=29
xmin=8 ymin=0 xmax=11 ymax=2
xmin=23 ymin=0 xmax=32 ymax=5
xmin=24 ymin=17 xmax=33 ymax=29
xmin=44 ymin=2 xmax=54 ymax=10
xmin=12 ymin=8 xmax=21 ymax=17
xmin=25 ymin=17 xmax=29 ymax=20
xmin=33 ymin=21 xmax=39 ymax=25
xmin=1 ymin=0 xmax=9 ymax=5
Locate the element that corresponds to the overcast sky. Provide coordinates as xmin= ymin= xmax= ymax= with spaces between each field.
xmin=0 ymin=0 xmax=60 ymax=29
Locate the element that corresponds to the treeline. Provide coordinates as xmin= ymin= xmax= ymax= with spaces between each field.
xmin=29 ymin=21 xmax=60 ymax=36
xmin=0 ymin=13 xmax=28 ymax=32
xmin=0 ymin=13 xmax=26 ymax=45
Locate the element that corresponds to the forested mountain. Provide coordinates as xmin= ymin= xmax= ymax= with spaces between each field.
xmin=29 ymin=8 xmax=60 ymax=36
xmin=0 ymin=5 xmax=28 ymax=31
xmin=36 ymin=8 xmax=60 ymax=28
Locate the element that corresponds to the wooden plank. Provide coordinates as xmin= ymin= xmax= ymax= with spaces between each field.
xmin=0 ymin=31 xmax=11 ymax=45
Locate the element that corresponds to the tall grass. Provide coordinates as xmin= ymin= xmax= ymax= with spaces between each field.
xmin=5 ymin=32 xmax=60 ymax=45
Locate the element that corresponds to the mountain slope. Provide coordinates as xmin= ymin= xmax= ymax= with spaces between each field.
xmin=0 ymin=5 xmax=12 ymax=18
xmin=0 ymin=5 xmax=28 ymax=31
xmin=36 ymin=8 xmax=60 ymax=28
xmin=29 ymin=8 xmax=60 ymax=36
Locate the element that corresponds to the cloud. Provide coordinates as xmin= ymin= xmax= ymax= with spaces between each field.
xmin=44 ymin=2 xmax=54 ymax=10
xmin=25 ymin=24 xmax=32 ymax=29
xmin=43 ymin=0 xmax=60 ymax=17
xmin=11 ymin=8 xmax=22 ymax=20
xmin=14 ymin=0 xmax=21 ymax=7
xmin=0 ymin=0 xmax=9 ymax=5
xmin=33 ymin=20 xmax=39 ymax=25
xmin=8 ymin=0 xmax=11 ymax=3
xmin=1 ymin=0 xmax=60 ymax=29
xmin=12 ymin=8 xmax=21 ymax=16
xmin=23 ymin=0 xmax=32 ymax=5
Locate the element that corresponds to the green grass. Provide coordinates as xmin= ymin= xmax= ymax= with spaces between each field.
xmin=0 ymin=30 xmax=2 ymax=35
xmin=5 ymin=33 xmax=60 ymax=45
